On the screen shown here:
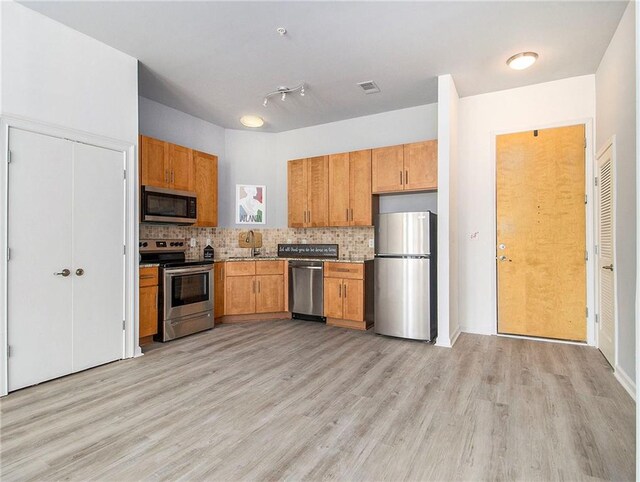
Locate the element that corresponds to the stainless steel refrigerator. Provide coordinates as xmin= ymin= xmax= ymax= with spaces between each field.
xmin=374 ymin=211 xmax=437 ymax=341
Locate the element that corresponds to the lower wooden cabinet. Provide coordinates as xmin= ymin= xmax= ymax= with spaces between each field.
xmin=214 ymin=262 xmax=225 ymax=319
xmin=224 ymin=261 xmax=285 ymax=316
xmin=139 ymin=266 xmax=159 ymax=345
xmin=323 ymin=262 xmax=370 ymax=331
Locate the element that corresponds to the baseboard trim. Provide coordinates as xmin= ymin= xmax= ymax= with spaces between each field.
xmin=614 ymin=365 xmax=636 ymax=401
xmin=217 ymin=312 xmax=291 ymax=324
xmin=450 ymin=327 xmax=461 ymax=347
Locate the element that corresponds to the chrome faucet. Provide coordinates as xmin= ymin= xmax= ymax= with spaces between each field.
xmin=245 ymin=230 xmax=260 ymax=257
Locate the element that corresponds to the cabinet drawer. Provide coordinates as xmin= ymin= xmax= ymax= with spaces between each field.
xmin=256 ymin=260 xmax=284 ymax=275
xmin=225 ymin=261 xmax=256 ymax=276
xmin=324 ymin=262 xmax=363 ymax=279
xmin=140 ymin=267 xmax=159 ymax=287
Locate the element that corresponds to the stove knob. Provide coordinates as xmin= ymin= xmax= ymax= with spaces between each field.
xmin=142 ymin=242 xmax=148 ymax=247
xmin=178 ymin=242 xmax=184 ymax=246
xmin=169 ymin=242 xmax=174 ymax=246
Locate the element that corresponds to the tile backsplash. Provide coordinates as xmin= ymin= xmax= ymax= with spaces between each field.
xmin=140 ymin=225 xmax=375 ymax=260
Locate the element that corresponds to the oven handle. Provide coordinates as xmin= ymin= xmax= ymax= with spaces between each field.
xmin=165 ymin=267 xmax=214 ymax=276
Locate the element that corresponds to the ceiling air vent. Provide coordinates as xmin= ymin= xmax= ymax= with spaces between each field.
xmin=358 ymin=80 xmax=380 ymax=94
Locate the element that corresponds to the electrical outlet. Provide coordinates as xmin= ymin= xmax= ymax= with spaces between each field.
xmin=368 ymin=238 xmax=374 ymax=248
xmin=287 ymin=239 xmax=292 ymax=244
xmin=190 ymin=238 xmax=196 ymax=248
xmin=206 ymin=238 xmax=212 ymax=246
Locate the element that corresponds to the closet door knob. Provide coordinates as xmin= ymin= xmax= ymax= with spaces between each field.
xmin=76 ymin=268 xmax=85 ymax=276
xmin=54 ymin=269 xmax=71 ymax=277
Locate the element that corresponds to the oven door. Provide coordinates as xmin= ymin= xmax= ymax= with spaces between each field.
xmin=142 ymin=186 xmax=197 ymax=225
xmin=163 ymin=266 xmax=214 ymax=320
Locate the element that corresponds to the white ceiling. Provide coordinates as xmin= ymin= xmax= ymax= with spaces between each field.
xmin=21 ymin=1 xmax=627 ymax=133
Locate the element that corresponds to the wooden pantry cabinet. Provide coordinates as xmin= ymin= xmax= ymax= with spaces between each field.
xmin=140 ymin=135 xmax=218 ymax=227
xmin=288 ymin=156 xmax=329 ymax=228
xmin=323 ymin=262 xmax=371 ymax=331
xmin=224 ymin=261 xmax=285 ymax=315
xmin=372 ymin=140 xmax=438 ymax=193
xmin=139 ymin=266 xmax=159 ymax=345
xmin=328 ymin=150 xmax=372 ymax=226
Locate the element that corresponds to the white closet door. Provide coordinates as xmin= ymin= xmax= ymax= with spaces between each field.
xmin=71 ymin=142 xmax=124 ymax=371
xmin=597 ymin=145 xmax=615 ymax=367
xmin=7 ymin=128 xmax=74 ymax=391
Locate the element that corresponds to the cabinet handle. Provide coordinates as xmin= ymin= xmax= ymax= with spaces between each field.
xmin=343 ymin=283 xmax=347 ymax=298
xmin=405 ymin=170 xmax=408 ymax=185
xmin=258 ymin=280 xmax=261 ymax=293
xmin=171 ymin=170 xmax=174 ymax=184
xmin=338 ymin=283 xmax=342 ymax=298
xmin=304 ymin=210 xmax=307 ymax=223
xmin=400 ymin=171 xmax=403 ymax=185
xmin=165 ymin=169 xmax=169 ymax=183
xmin=346 ymin=209 xmax=349 ymax=222
xmin=350 ymin=208 xmax=353 ymax=221
xmin=308 ymin=210 xmax=311 ymax=223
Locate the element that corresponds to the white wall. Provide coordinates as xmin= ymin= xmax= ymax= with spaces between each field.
xmin=436 ymin=75 xmax=460 ymax=347
xmin=596 ymin=1 xmax=636 ymax=385
xmin=457 ymin=75 xmax=596 ymax=335
xmin=0 ymin=1 xmax=138 ymax=144
xmin=223 ymin=130 xmax=280 ymax=227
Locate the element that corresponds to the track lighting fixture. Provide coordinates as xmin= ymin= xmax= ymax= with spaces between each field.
xmin=262 ymin=83 xmax=306 ymax=107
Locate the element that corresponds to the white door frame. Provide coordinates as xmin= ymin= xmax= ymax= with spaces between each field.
xmin=0 ymin=114 xmax=139 ymax=396
xmin=491 ymin=118 xmax=597 ymax=346
xmin=595 ymin=136 xmax=619 ymax=366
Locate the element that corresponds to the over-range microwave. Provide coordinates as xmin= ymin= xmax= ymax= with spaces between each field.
xmin=141 ymin=186 xmax=197 ymax=225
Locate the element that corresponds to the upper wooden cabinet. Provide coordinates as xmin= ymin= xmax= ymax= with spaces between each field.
xmin=194 ymin=150 xmax=218 ymax=227
xmin=372 ymin=140 xmax=438 ymax=193
xmin=403 ymin=140 xmax=438 ymax=191
xmin=139 ymin=135 xmax=194 ymax=191
xmin=329 ymin=150 xmax=372 ymax=227
xmin=288 ymin=156 xmax=329 ymax=228
xmin=140 ymin=136 xmax=169 ymax=188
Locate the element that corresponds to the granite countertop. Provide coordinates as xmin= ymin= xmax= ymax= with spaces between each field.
xmin=140 ymin=257 xmax=372 ymax=267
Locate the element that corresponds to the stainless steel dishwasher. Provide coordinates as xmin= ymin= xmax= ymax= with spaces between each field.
xmin=288 ymin=260 xmax=325 ymax=321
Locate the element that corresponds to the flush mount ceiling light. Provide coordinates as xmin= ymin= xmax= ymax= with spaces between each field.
xmin=240 ymin=115 xmax=264 ymax=128
xmin=263 ymin=83 xmax=305 ymax=107
xmin=507 ymin=52 xmax=539 ymax=70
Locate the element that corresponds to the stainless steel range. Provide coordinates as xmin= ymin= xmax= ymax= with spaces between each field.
xmin=140 ymin=239 xmax=214 ymax=341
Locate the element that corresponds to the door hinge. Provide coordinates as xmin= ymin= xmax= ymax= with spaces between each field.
xmin=585 ymin=194 xmax=587 ymax=204
xmin=6 ymin=247 xmax=10 ymax=262
xmin=7 ymin=345 xmax=11 ymax=357
xmin=123 ymin=245 xmax=126 ymax=255
xmin=595 ymin=313 xmax=599 ymax=324
xmin=123 ymin=169 xmax=127 ymax=180
xmin=122 ymin=320 xmax=126 ymax=330
xmin=595 ymin=177 xmax=598 ymax=187
xmin=595 ymin=244 xmax=599 ymax=255
xmin=7 ymin=150 xmax=12 ymax=164
xmin=586 ymin=307 xmax=589 ymax=317
xmin=585 ymin=250 xmax=588 ymax=261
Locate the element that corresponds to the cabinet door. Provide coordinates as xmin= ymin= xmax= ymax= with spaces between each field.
xmin=169 ymin=143 xmax=194 ymax=191
xmin=404 ymin=140 xmax=438 ymax=191
xmin=256 ymin=275 xmax=284 ymax=313
xmin=349 ymin=149 xmax=372 ymax=226
xmin=288 ymin=159 xmax=308 ymax=228
xmin=328 ymin=153 xmax=350 ymax=227
xmin=323 ymin=277 xmax=344 ymax=319
xmin=194 ymin=150 xmax=218 ymax=227
xmin=139 ymin=285 xmax=158 ymax=338
xmin=225 ymin=276 xmax=256 ymax=315
xmin=214 ymin=263 xmax=225 ymax=318
xmin=140 ymin=135 xmax=169 ymax=188
xmin=372 ymin=145 xmax=404 ymax=193
xmin=307 ymin=155 xmax=329 ymax=227
xmin=342 ymin=279 xmax=364 ymax=322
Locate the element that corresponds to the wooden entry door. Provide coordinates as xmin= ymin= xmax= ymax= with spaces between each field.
xmin=496 ymin=124 xmax=586 ymax=341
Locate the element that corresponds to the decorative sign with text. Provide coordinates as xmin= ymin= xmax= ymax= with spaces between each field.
xmin=277 ymin=244 xmax=339 ymax=259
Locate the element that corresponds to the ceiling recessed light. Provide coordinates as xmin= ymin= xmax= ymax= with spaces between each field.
xmin=507 ymin=52 xmax=539 ymax=70
xmin=240 ymin=115 xmax=264 ymax=128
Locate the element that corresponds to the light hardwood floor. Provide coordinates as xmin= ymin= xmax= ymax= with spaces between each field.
xmin=1 ymin=320 xmax=635 ymax=481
